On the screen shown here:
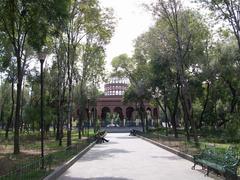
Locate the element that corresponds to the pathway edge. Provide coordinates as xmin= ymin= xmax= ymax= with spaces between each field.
xmin=44 ymin=141 xmax=96 ymax=180
xmin=136 ymin=134 xmax=193 ymax=162
xmin=137 ymin=134 xmax=240 ymax=180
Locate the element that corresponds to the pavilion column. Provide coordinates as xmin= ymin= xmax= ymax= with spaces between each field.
xmin=149 ymin=109 xmax=153 ymax=126
xmin=123 ymin=107 xmax=126 ymax=127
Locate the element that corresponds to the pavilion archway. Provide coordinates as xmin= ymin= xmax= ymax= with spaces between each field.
xmin=91 ymin=107 xmax=97 ymax=127
xmin=153 ymin=108 xmax=159 ymax=126
xmin=101 ymin=107 xmax=111 ymax=126
xmin=126 ymin=107 xmax=135 ymax=126
xmin=113 ymin=107 xmax=123 ymax=126
xmin=126 ymin=107 xmax=134 ymax=120
xmin=146 ymin=107 xmax=153 ymax=126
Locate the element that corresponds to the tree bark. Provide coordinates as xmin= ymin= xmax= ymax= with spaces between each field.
xmin=66 ymin=31 xmax=73 ymax=147
xmin=5 ymin=78 xmax=15 ymax=139
xmin=199 ymin=82 xmax=210 ymax=128
xmin=139 ymin=100 xmax=145 ymax=133
xmin=155 ymin=98 xmax=169 ymax=136
xmin=170 ymin=83 xmax=179 ymax=138
xmin=14 ymin=56 xmax=23 ymax=154
xmin=180 ymin=81 xmax=198 ymax=145
xmin=20 ymin=79 xmax=25 ymax=132
xmin=0 ymin=108 xmax=4 ymax=129
xmin=226 ymin=80 xmax=237 ymax=113
xmin=56 ymin=54 xmax=61 ymax=141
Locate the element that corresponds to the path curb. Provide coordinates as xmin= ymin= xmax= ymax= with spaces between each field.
xmin=136 ymin=134 xmax=193 ymax=162
xmin=44 ymin=141 xmax=96 ymax=180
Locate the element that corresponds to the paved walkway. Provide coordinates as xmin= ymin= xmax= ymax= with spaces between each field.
xmin=58 ymin=133 xmax=217 ymax=180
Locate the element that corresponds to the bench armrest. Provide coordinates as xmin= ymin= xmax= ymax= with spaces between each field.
xmin=226 ymin=159 xmax=240 ymax=167
xmin=193 ymin=154 xmax=202 ymax=160
xmin=224 ymin=160 xmax=239 ymax=172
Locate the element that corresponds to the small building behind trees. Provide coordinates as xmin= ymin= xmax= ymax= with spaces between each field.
xmin=89 ymin=78 xmax=159 ymax=127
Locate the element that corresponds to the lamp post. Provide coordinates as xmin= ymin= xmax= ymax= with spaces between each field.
xmin=38 ymin=52 xmax=47 ymax=169
xmin=87 ymin=98 xmax=90 ymax=139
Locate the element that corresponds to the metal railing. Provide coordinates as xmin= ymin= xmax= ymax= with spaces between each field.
xmin=0 ymin=140 xmax=91 ymax=180
xmin=0 ymin=155 xmax=52 ymax=180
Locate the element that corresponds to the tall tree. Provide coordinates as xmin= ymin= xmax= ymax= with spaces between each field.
xmin=150 ymin=0 xmax=209 ymax=144
xmin=0 ymin=0 xmax=69 ymax=154
xmin=54 ymin=0 xmax=114 ymax=145
xmin=199 ymin=0 xmax=240 ymax=49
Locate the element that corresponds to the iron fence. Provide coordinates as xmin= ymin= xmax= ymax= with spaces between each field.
xmin=0 ymin=140 xmax=91 ymax=180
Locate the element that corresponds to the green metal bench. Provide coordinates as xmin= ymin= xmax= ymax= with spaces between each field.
xmin=192 ymin=147 xmax=239 ymax=179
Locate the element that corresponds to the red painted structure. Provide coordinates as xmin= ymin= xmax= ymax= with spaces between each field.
xmin=93 ymin=78 xmax=159 ymax=127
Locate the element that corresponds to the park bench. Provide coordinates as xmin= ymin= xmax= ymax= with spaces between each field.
xmin=192 ymin=146 xmax=239 ymax=179
xmin=95 ymin=131 xmax=108 ymax=144
xmin=129 ymin=129 xmax=136 ymax=136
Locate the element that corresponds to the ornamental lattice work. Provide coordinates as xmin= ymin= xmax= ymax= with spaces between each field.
xmin=104 ymin=77 xmax=129 ymax=96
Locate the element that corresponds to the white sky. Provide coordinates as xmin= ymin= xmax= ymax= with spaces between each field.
xmin=99 ymin=0 xmax=198 ymax=73
xmin=99 ymin=0 xmax=155 ymax=72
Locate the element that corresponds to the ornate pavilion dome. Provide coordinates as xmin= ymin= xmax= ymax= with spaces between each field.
xmin=104 ymin=77 xmax=129 ymax=96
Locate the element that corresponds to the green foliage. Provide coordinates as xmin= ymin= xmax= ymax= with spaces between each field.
xmin=192 ymin=98 xmax=202 ymax=123
xmin=95 ymin=119 xmax=101 ymax=132
xmin=224 ymin=114 xmax=240 ymax=141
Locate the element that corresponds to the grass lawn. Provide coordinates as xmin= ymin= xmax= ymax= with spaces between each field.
xmin=0 ymin=128 xmax=95 ymax=177
xmin=142 ymin=128 xmax=240 ymax=155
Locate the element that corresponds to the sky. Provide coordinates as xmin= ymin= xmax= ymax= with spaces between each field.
xmin=99 ymin=0 xmax=199 ymax=73
xmin=99 ymin=0 xmax=155 ymax=72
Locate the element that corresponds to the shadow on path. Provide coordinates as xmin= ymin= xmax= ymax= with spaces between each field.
xmin=151 ymin=155 xmax=182 ymax=160
xmin=80 ymin=148 xmax=133 ymax=162
xmin=59 ymin=176 xmax=132 ymax=180
xmin=115 ymin=136 xmax=137 ymax=140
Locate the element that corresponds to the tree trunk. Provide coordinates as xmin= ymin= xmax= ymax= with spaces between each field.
xmin=0 ymin=108 xmax=4 ymax=129
xmin=179 ymin=85 xmax=190 ymax=141
xmin=32 ymin=121 xmax=35 ymax=132
xmin=5 ymin=79 xmax=15 ymax=139
xmin=171 ymin=83 xmax=179 ymax=138
xmin=199 ymin=82 xmax=210 ymax=128
xmin=59 ymin=79 xmax=66 ymax=146
xmin=56 ymin=78 xmax=61 ymax=140
xmin=1 ymin=110 xmax=4 ymax=129
xmin=155 ymin=99 xmax=169 ymax=136
xmin=180 ymin=83 xmax=198 ymax=145
xmin=78 ymin=111 xmax=83 ymax=139
xmin=20 ymin=79 xmax=25 ymax=133
xmin=66 ymin=32 xmax=72 ymax=147
xmin=53 ymin=119 xmax=56 ymax=135
xmin=78 ymin=81 xmax=86 ymax=139
xmin=227 ymin=80 xmax=237 ymax=113
xmin=139 ymin=100 xmax=145 ymax=133
xmin=14 ymin=56 xmax=23 ymax=154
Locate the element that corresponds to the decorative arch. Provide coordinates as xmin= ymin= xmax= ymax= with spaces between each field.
xmin=153 ymin=108 xmax=158 ymax=119
xmin=113 ymin=107 xmax=124 ymax=120
xmin=146 ymin=107 xmax=152 ymax=112
xmin=101 ymin=107 xmax=111 ymax=121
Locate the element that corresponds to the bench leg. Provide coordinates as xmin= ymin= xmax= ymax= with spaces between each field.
xmin=205 ymin=167 xmax=209 ymax=176
xmin=225 ymin=171 xmax=237 ymax=180
xmin=191 ymin=163 xmax=196 ymax=170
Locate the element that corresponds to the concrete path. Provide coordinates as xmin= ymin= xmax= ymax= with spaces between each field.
xmin=58 ymin=133 xmax=216 ymax=180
